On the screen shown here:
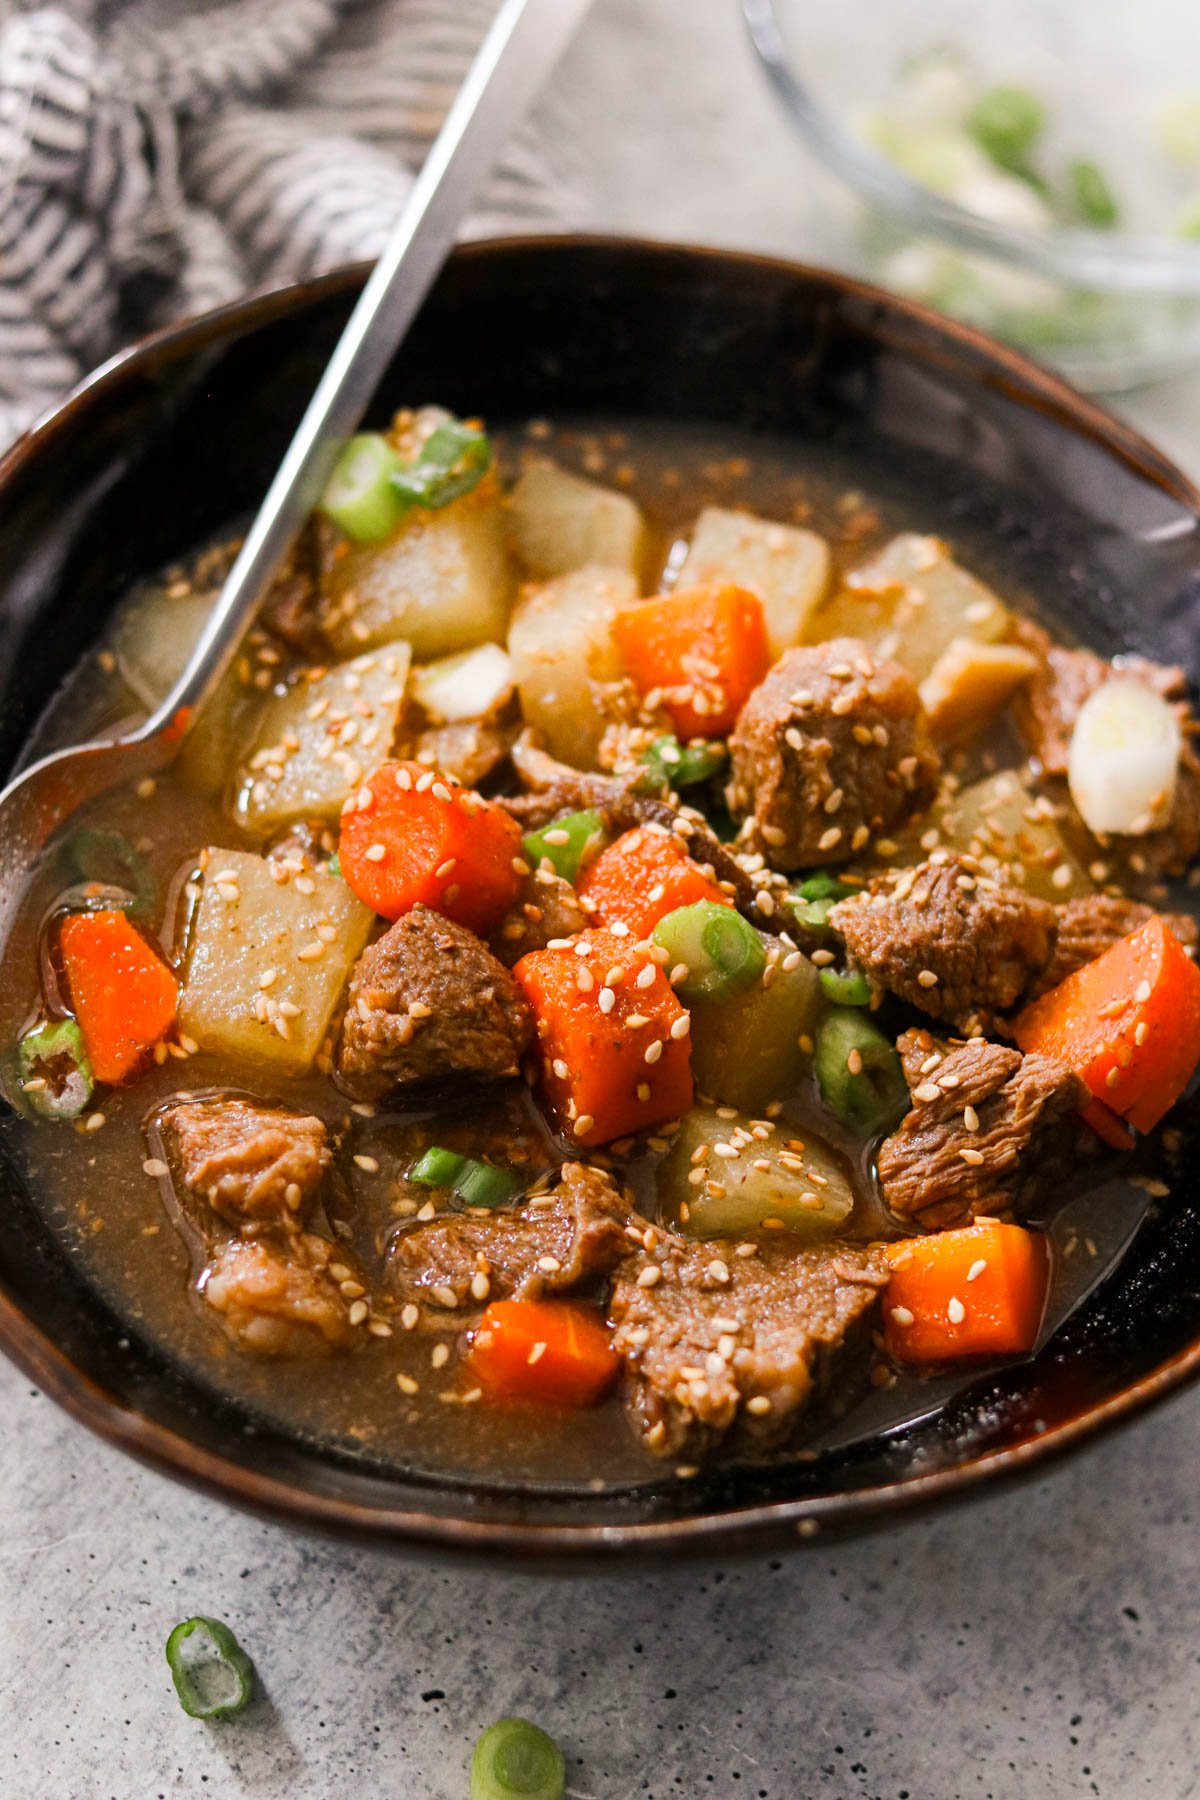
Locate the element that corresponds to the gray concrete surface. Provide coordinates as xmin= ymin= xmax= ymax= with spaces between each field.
xmin=5 ymin=2 xmax=1200 ymax=1795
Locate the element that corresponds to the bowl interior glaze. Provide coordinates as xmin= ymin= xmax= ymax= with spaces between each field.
xmin=0 ymin=238 xmax=1198 ymax=1559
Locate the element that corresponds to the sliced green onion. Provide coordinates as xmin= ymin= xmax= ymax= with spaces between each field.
xmin=967 ymin=85 xmax=1045 ymax=174
xmin=787 ymin=872 xmax=855 ymax=935
xmin=471 ymin=1718 xmax=565 ymax=1800
xmin=652 ymin=901 xmax=766 ymax=1003
xmin=411 ymin=1147 xmax=524 ymax=1209
xmin=17 ymin=1018 xmax=93 ymax=1120
xmin=522 ymin=809 xmax=605 ymax=884
xmin=636 ymin=734 xmax=727 ymax=795
xmin=391 ymin=419 xmax=492 ymax=512
xmin=319 ymin=434 xmax=407 ymax=543
xmin=411 ymin=1146 xmax=466 ymax=1187
xmin=815 ymin=1009 xmax=909 ymax=1137
xmin=165 ymin=1616 xmax=254 ymax=1720
xmin=454 ymin=1160 xmax=524 ymax=1209
xmin=1069 ymin=159 xmax=1118 ymax=228
xmin=796 ymin=871 xmax=854 ymax=903
xmin=819 ymin=967 xmax=871 ymax=1007
xmin=61 ymin=828 xmax=155 ymax=919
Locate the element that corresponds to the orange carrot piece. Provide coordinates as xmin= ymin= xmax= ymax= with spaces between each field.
xmin=613 ymin=583 xmax=771 ymax=739
xmin=59 ymin=908 xmax=178 ymax=1085
xmin=338 ymin=759 xmax=522 ymax=934
xmin=576 ymin=826 xmax=733 ymax=938
xmin=467 ymin=1298 xmax=619 ymax=1408
xmin=1012 ymin=915 xmax=1200 ymax=1134
xmin=883 ymin=1221 xmax=1049 ymax=1365
xmin=513 ymin=928 xmax=693 ymax=1144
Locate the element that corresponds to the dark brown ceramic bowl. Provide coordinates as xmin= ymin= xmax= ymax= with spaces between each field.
xmin=1 ymin=237 xmax=1199 ymax=1562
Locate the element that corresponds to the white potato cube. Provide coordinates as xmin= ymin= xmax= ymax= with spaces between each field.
xmin=408 ymin=642 xmax=513 ymax=724
xmin=677 ymin=506 xmax=831 ymax=656
xmin=821 ymin=532 xmax=1009 ymax=681
xmin=509 ymin=457 xmax=648 ymax=581
xmin=322 ymin=478 xmax=514 ymax=659
xmin=180 ymin=850 xmax=373 ymax=1075
xmin=507 ymin=565 xmax=636 ymax=768
xmin=236 ymin=646 xmax=410 ymax=832
xmin=113 ymin=584 xmax=251 ymax=795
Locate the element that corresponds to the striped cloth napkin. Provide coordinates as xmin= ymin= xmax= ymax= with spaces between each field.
xmin=0 ymin=0 xmax=572 ymax=450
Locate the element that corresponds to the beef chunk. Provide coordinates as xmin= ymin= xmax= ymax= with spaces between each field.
xmin=1012 ymin=621 xmax=1200 ymax=873
xmin=337 ymin=905 xmax=533 ymax=1098
xmin=877 ymin=1027 xmax=1086 ymax=1230
xmin=727 ymin=638 xmax=939 ymax=871
xmin=1028 ymin=895 xmax=1199 ymax=999
xmin=387 ymin=1162 xmax=631 ymax=1321
xmin=398 ymin=719 xmax=516 ymax=788
xmin=828 ymin=854 xmax=1057 ymax=1030
xmin=163 ymin=1098 xmax=330 ymax=1230
xmin=201 ymin=1232 xmax=358 ymax=1357
xmin=490 ymin=866 xmax=589 ymax=966
xmin=609 ymin=1238 xmax=889 ymax=1459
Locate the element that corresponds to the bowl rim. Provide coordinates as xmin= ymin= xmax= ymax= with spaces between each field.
xmin=2 ymin=231 xmax=1200 ymax=1560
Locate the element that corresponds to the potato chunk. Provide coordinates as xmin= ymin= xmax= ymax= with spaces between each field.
xmin=812 ymin=533 xmax=1009 ymax=680
xmin=321 ymin=476 xmax=514 ymax=659
xmin=235 ymin=647 xmax=409 ymax=832
xmin=509 ymin=457 xmax=648 ymax=581
xmin=507 ymin=564 xmax=636 ymax=768
xmin=872 ymin=770 xmax=1092 ymax=902
xmin=657 ymin=1103 xmax=854 ymax=1241
xmin=677 ymin=506 xmax=830 ymax=657
xmin=180 ymin=851 xmax=373 ymax=1074
xmin=920 ymin=637 xmax=1040 ymax=743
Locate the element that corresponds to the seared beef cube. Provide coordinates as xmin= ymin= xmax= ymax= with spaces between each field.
xmin=163 ymin=1098 xmax=330 ymax=1229
xmin=490 ymin=867 xmax=588 ymax=966
xmin=877 ymin=1027 xmax=1085 ymax=1231
xmin=609 ymin=1237 xmax=889 ymax=1460
xmin=388 ymin=1162 xmax=631 ymax=1320
xmin=201 ymin=1232 xmax=358 ymax=1357
xmin=337 ymin=904 xmax=533 ymax=1098
xmin=1029 ymin=895 xmax=1199 ymax=1000
xmin=727 ymin=638 xmax=939 ymax=870
xmin=1012 ymin=621 xmax=1200 ymax=873
xmin=828 ymin=854 xmax=1056 ymax=1030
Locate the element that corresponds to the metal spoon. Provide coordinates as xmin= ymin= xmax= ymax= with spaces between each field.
xmin=0 ymin=0 xmax=592 ymax=934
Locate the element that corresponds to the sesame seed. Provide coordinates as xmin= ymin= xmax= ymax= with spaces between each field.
xmin=395 ymin=1373 xmax=419 ymax=1396
xmin=917 ymin=969 xmax=939 ymax=988
xmin=669 ymin=1015 xmax=690 ymax=1040
xmin=348 ymin=1300 xmax=369 ymax=1326
xmin=958 ymin=1147 xmax=984 ymax=1165
xmin=527 ymin=1342 xmax=547 ymax=1365
xmin=574 ymin=1113 xmax=595 ymax=1137
xmin=1135 ymin=979 xmax=1152 ymax=1004
xmin=644 ymin=1040 xmax=664 ymax=1065
xmin=435 ymin=858 xmax=457 ymax=880
xmin=846 ymin=1048 xmax=863 ymax=1076
xmin=598 ymin=986 xmax=616 ymax=1014
xmin=432 ymin=782 xmax=453 ymax=803
xmin=431 ymin=1285 xmax=459 ymax=1309
xmin=84 ymin=1112 xmax=106 ymax=1133
xmin=635 ymin=963 xmax=656 ymax=989
xmin=364 ymin=843 xmax=387 ymax=862
xmin=636 ymin=1082 xmax=651 ymax=1102
xmin=353 ymin=1154 xmax=380 ymax=1173
xmin=542 ymin=828 xmax=570 ymax=846
xmin=470 ymin=1272 xmax=491 ymax=1301
xmin=552 ymin=1058 xmax=569 ymax=1079
xmin=1106 ymin=1067 xmax=1121 ymax=1089
xmin=296 ymin=941 xmax=325 ymax=961
xmin=536 ymin=1255 xmax=562 ymax=1274
xmin=817 ymin=826 xmax=842 ymax=852
xmin=400 ymin=1304 xmax=420 ymax=1331
xmin=637 ymin=1265 xmax=662 ymax=1288
xmin=142 ymin=1158 xmax=168 ymax=1178
xmin=431 ymin=1343 xmax=450 ymax=1368
xmin=707 ymin=1258 xmax=731 ymax=1285
xmin=967 ymin=1259 xmax=988 ymax=1282
xmin=963 ymin=1105 xmax=980 ymax=1132
xmin=889 ymin=1305 xmax=915 ymax=1327
xmin=947 ymin=1296 xmax=966 ymax=1324
xmin=746 ymin=1396 xmax=772 ymax=1417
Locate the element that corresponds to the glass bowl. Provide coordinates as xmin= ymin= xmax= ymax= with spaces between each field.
xmin=744 ymin=0 xmax=1200 ymax=390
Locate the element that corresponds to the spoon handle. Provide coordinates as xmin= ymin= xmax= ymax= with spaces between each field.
xmin=138 ymin=0 xmax=592 ymax=749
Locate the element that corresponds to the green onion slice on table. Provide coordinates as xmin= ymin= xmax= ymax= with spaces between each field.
xmin=815 ymin=1008 xmax=909 ymax=1136
xmin=522 ymin=809 xmax=605 ymax=884
xmin=165 ymin=1616 xmax=255 ymax=1720
xmin=636 ymin=734 xmax=727 ymax=795
xmin=410 ymin=1148 xmax=524 ymax=1209
xmin=652 ymin=901 xmax=766 ymax=1003
xmin=471 ymin=1718 xmax=566 ymax=1800
xmin=17 ymin=1018 xmax=93 ymax=1120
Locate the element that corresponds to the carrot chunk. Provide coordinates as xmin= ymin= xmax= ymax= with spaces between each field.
xmin=613 ymin=583 xmax=771 ymax=739
xmin=513 ymin=928 xmax=693 ymax=1144
xmin=59 ymin=908 xmax=178 ymax=1085
xmin=338 ymin=759 xmax=522 ymax=934
xmin=883 ymin=1220 xmax=1049 ymax=1365
xmin=576 ymin=826 xmax=733 ymax=938
xmin=1012 ymin=915 xmax=1200 ymax=1134
xmin=467 ymin=1298 xmax=619 ymax=1408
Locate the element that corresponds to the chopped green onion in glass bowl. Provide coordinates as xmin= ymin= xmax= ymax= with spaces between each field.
xmin=744 ymin=0 xmax=1200 ymax=390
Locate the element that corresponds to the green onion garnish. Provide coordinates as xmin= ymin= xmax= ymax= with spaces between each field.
xmin=815 ymin=1009 xmax=909 ymax=1137
xmin=787 ymin=871 xmax=854 ymax=935
xmin=165 ymin=1616 xmax=255 ymax=1720
xmin=319 ymin=434 xmax=407 ymax=543
xmin=636 ymin=734 xmax=727 ymax=796
xmin=470 ymin=1718 xmax=565 ymax=1800
xmin=819 ymin=967 xmax=872 ymax=1007
xmin=17 ymin=1018 xmax=93 ymax=1120
xmin=652 ymin=901 xmax=766 ymax=1003
xmin=411 ymin=1147 xmax=524 ymax=1209
xmin=61 ymin=827 xmax=156 ymax=920
xmin=391 ymin=418 xmax=492 ymax=512
xmin=967 ymin=85 xmax=1045 ymax=175
xmin=522 ymin=809 xmax=605 ymax=884
xmin=1068 ymin=159 xmax=1119 ymax=228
